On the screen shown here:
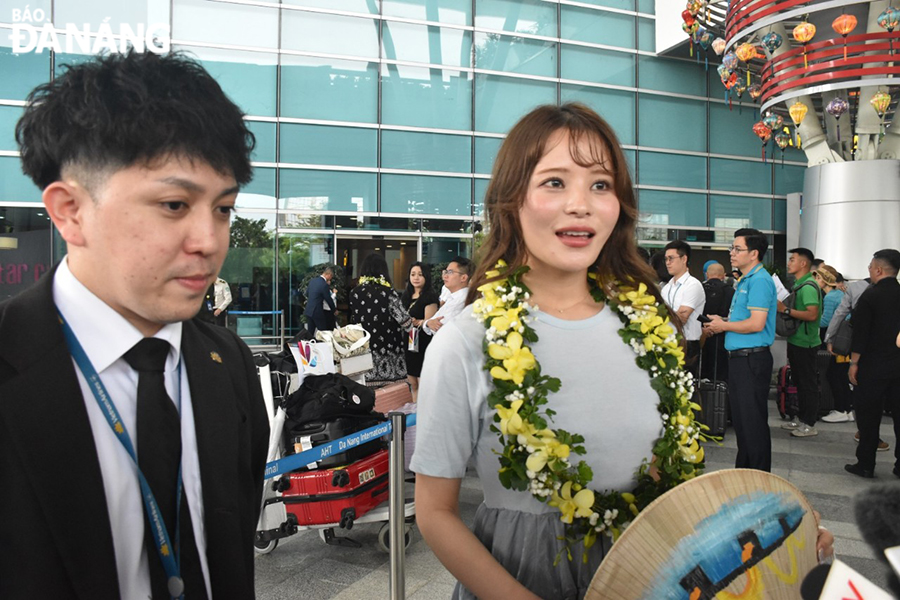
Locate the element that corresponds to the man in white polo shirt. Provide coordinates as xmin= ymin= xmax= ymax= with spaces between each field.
xmin=423 ymin=256 xmax=471 ymax=335
xmin=662 ymin=240 xmax=706 ymax=378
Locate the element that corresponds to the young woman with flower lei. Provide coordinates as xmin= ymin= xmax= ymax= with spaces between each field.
xmin=409 ymin=103 xmax=707 ymax=599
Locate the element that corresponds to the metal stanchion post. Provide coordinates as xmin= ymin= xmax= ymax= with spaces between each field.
xmin=388 ymin=412 xmax=406 ymax=600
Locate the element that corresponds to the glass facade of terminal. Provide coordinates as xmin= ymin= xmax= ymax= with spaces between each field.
xmin=0 ymin=0 xmax=803 ymax=340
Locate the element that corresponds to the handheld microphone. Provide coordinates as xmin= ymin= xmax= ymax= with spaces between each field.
xmin=853 ymin=482 xmax=900 ymax=597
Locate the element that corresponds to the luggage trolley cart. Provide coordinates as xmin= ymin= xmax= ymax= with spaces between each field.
xmin=252 ymin=357 xmax=416 ymax=556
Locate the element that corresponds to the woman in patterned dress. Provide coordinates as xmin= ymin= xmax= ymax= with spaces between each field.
xmin=349 ymin=253 xmax=414 ymax=383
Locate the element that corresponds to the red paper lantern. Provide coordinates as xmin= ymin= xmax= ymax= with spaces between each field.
xmin=832 ymin=14 xmax=858 ymax=60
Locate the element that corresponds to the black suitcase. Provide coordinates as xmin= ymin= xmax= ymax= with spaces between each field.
xmin=816 ymin=348 xmax=834 ymax=417
xmin=695 ymin=338 xmax=728 ymax=437
xmin=285 ymin=415 xmax=386 ymax=470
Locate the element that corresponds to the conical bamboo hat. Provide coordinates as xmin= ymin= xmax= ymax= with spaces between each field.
xmin=586 ymin=469 xmax=819 ymax=600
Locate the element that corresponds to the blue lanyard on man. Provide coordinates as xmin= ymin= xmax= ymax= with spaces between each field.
xmin=57 ymin=311 xmax=188 ymax=600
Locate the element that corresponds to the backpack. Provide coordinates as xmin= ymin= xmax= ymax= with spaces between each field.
xmin=703 ymin=279 xmax=734 ymax=318
xmin=831 ymin=315 xmax=853 ymax=356
xmin=776 ymin=281 xmax=821 ymax=338
xmin=283 ymin=373 xmax=376 ymax=427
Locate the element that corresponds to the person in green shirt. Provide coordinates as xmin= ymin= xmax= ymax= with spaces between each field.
xmin=779 ymin=248 xmax=823 ymax=437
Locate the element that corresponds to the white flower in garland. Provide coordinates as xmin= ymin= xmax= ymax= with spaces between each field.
xmin=476 ymin=260 xmax=714 ymax=559
xmin=359 ymin=275 xmax=392 ymax=288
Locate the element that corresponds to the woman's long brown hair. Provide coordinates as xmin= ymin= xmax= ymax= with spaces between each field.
xmin=467 ymin=103 xmax=665 ymax=310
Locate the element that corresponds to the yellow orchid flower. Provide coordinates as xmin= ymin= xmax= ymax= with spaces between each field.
xmin=488 ymin=332 xmax=536 ymax=385
xmin=490 ymin=307 xmax=523 ymax=333
xmin=549 ymin=481 xmax=595 ymax=524
xmin=525 ymin=438 xmax=570 ymax=472
xmin=618 ymin=283 xmax=656 ymax=307
xmin=495 ymin=399 xmax=527 ymax=436
xmin=643 ymin=333 xmax=664 ymax=351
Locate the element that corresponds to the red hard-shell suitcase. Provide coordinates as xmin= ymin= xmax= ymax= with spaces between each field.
xmin=282 ymin=448 xmax=389 ymax=529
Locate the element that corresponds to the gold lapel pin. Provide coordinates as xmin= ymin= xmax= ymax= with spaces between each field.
xmin=210 ymin=351 xmax=223 ymax=363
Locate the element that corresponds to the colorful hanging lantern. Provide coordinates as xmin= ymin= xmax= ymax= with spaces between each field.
xmin=774 ymin=131 xmax=792 ymax=166
xmin=761 ymin=31 xmax=783 ymax=54
xmin=748 ymin=84 xmax=762 ymax=100
xmin=736 ymin=42 xmax=757 ymax=63
xmin=763 ymin=112 xmax=784 ymax=131
xmin=789 ymin=101 xmax=809 ymax=147
xmin=832 ymin=14 xmax=858 ymax=61
xmin=717 ymin=64 xmax=732 ymax=85
xmin=878 ymin=7 xmax=899 ymax=54
xmin=870 ymin=90 xmax=892 ymax=117
xmin=733 ymin=80 xmax=747 ymax=98
xmin=793 ymin=21 xmax=817 ymax=69
xmin=753 ymin=121 xmax=772 ymax=161
xmin=712 ymin=37 xmax=726 ymax=55
xmin=686 ymin=0 xmax=704 ymax=16
xmin=722 ymin=52 xmax=739 ymax=71
xmin=826 ymin=97 xmax=850 ymax=141
xmin=681 ymin=9 xmax=695 ymax=25
xmin=682 ymin=21 xmax=699 ymax=35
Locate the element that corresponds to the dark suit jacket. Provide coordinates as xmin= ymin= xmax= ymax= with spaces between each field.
xmin=304 ymin=276 xmax=335 ymax=330
xmin=851 ymin=276 xmax=900 ymax=380
xmin=0 ymin=269 xmax=269 ymax=599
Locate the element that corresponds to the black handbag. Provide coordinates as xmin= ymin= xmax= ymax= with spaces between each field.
xmin=283 ymin=373 xmax=376 ymax=427
xmin=831 ymin=317 xmax=853 ymax=356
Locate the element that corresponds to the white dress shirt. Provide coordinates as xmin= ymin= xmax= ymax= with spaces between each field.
xmin=661 ymin=270 xmax=706 ymax=341
xmin=53 ymin=257 xmax=212 ymax=599
xmin=423 ymin=286 xmax=468 ymax=335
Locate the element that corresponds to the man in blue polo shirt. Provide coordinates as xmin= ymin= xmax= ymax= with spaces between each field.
xmin=704 ymin=228 xmax=777 ymax=471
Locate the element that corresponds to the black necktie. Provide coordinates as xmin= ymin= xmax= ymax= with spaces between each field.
xmin=124 ymin=339 xmax=207 ymax=600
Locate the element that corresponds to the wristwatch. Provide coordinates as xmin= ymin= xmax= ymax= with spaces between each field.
xmin=783 ymin=307 xmax=791 ymax=315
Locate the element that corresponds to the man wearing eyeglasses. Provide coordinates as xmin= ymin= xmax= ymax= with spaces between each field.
xmin=703 ymin=228 xmax=777 ymax=472
xmin=423 ymin=257 xmax=472 ymax=335
xmin=661 ymin=240 xmax=705 ymax=379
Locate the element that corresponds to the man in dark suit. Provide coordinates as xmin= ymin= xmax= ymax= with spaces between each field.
xmin=0 ymin=51 xmax=268 ymax=598
xmin=304 ymin=267 xmax=336 ymax=335
xmin=844 ymin=249 xmax=900 ymax=479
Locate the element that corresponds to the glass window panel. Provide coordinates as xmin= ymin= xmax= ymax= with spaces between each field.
xmin=774 ymin=164 xmax=806 ymax=196
xmin=282 ymin=56 xmax=378 ymax=123
xmin=710 ymin=157 xmax=771 ymax=195
xmin=280 ymin=124 xmax=376 ymax=168
xmin=0 ymin=206 xmax=53 ymax=302
xmin=55 ymin=0 xmax=168 ymax=29
xmin=637 ymin=190 xmax=707 ymax=227
xmin=637 ymin=56 xmax=706 ymax=97
xmin=384 ymin=22 xmax=471 ymax=68
xmin=576 ymin=0 xmax=634 ymax=9
xmin=282 ymin=11 xmax=379 ymax=59
xmin=0 ymin=104 xmax=22 ymax=151
xmin=638 ymin=94 xmax=706 ymax=152
xmin=638 ymin=0 xmax=654 ymax=14
xmin=422 ymin=236 xmax=472 ymax=263
xmin=382 ymin=174 xmax=471 ymax=215
xmin=173 ymin=0 xmax=276 ymax=48
xmin=561 ymin=45 xmax=634 ymax=86
xmin=279 ymin=169 xmax=376 ymax=212
xmin=383 ymin=0 xmax=471 ymax=26
xmin=382 ymin=130 xmax=471 ymax=173
xmin=710 ymin=195 xmax=772 ymax=231
xmin=276 ymin=231 xmax=337 ymax=338
xmin=474 ymin=0 xmax=556 ymax=37
xmin=0 ymin=40 xmax=50 ymax=100
xmin=421 ymin=218 xmax=473 ymax=233
xmin=782 ymin=140 xmax=805 ymax=163
xmin=474 ymin=178 xmax=489 ymax=217
xmin=637 ymin=151 xmax=706 ymax=189
xmin=475 ymin=33 xmax=556 ymax=78
xmin=561 ymin=85 xmax=635 ymax=145
xmin=381 ymin=65 xmax=472 ymax=130
xmin=637 ymin=17 xmax=654 ymax=52
xmin=238 ymin=168 xmax=276 ymax=209
xmin=475 ymin=136 xmax=503 ymax=175
xmin=0 ymin=155 xmax=39 ymax=202
xmin=185 ymin=47 xmax=278 ymax=117
xmin=283 ymin=0 xmax=379 ymax=13
xmin=623 ymin=149 xmax=636 ymax=176
xmin=246 ymin=121 xmax=275 ymax=164
xmin=774 ymin=199 xmax=786 ymax=231
xmin=709 ymin=102 xmax=762 ymax=157
xmin=222 ymin=212 xmax=278 ymax=339
xmin=475 ymin=74 xmax=556 ymax=134
xmin=561 ymin=6 xmax=635 ymax=50
xmin=334 ymin=215 xmax=417 ymax=230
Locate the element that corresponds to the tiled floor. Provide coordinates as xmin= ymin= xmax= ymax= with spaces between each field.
xmin=254 ymin=402 xmax=897 ymax=598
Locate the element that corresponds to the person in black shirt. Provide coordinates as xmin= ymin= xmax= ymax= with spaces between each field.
xmin=700 ymin=262 xmax=734 ymax=382
xmin=844 ymin=249 xmax=900 ymax=479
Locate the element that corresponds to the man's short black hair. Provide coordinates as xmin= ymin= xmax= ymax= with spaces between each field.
xmin=664 ymin=239 xmax=691 ymax=261
xmin=734 ymin=228 xmax=768 ymax=261
xmin=450 ymin=256 xmax=472 ymax=276
xmin=788 ymin=247 xmax=815 ymax=266
xmin=811 ymin=258 xmax=824 ymax=268
xmin=16 ymin=51 xmax=255 ymax=190
xmin=873 ymin=248 xmax=900 ymax=275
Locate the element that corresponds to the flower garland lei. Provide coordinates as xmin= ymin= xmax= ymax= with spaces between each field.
xmin=473 ymin=260 xmax=710 ymax=559
xmin=359 ymin=275 xmax=392 ymax=288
